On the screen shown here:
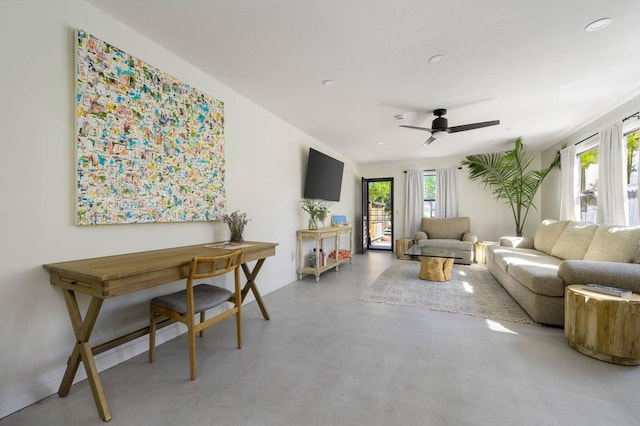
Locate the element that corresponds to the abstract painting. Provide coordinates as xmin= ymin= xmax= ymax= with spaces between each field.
xmin=75 ymin=30 xmax=226 ymax=225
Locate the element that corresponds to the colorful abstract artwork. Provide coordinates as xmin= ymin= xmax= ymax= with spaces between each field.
xmin=75 ymin=30 xmax=226 ymax=225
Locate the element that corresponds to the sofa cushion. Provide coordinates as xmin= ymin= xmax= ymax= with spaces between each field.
xmin=491 ymin=246 xmax=553 ymax=271
xmin=418 ymin=239 xmax=473 ymax=252
xmin=421 ymin=217 xmax=470 ymax=240
xmin=508 ymin=263 xmax=564 ymax=297
xmin=583 ymin=225 xmax=640 ymax=263
xmin=533 ymin=219 xmax=570 ymax=255
xmin=550 ymin=222 xmax=597 ymax=260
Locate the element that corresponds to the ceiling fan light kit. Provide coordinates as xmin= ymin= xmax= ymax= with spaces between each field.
xmin=400 ymin=108 xmax=500 ymax=147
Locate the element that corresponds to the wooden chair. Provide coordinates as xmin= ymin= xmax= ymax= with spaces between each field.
xmin=149 ymin=249 xmax=243 ymax=380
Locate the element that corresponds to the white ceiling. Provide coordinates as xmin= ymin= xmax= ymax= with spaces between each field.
xmin=88 ymin=0 xmax=640 ymax=164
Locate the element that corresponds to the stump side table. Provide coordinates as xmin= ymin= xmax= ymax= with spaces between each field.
xmin=396 ymin=238 xmax=414 ymax=260
xmin=474 ymin=241 xmax=498 ymax=265
xmin=565 ymin=285 xmax=640 ymax=366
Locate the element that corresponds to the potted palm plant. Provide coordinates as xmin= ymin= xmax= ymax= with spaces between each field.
xmin=461 ymin=138 xmax=560 ymax=237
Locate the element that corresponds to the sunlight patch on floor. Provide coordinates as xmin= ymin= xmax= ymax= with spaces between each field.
xmin=462 ymin=281 xmax=474 ymax=293
xmin=486 ymin=319 xmax=519 ymax=334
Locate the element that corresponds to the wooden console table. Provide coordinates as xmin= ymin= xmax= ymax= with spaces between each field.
xmin=296 ymin=226 xmax=352 ymax=282
xmin=42 ymin=241 xmax=277 ymax=422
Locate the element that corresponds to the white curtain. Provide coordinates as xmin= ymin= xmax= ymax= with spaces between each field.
xmin=436 ymin=168 xmax=458 ymax=218
xmin=559 ymin=145 xmax=578 ymax=220
xmin=404 ymin=170 xmax=424 ymax=238
xmin=634 ymin=145 xmax=640 ymax=225
xmin=597 ymin=122 xmax=628 ymax=225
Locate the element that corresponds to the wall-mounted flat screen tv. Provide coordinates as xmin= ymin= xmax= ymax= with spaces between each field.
xmin=303 ymin=148 xmax=344 ymax=202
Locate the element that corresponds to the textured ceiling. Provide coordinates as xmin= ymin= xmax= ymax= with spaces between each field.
xmin=88 ymin=0 xmax=640 ymax=164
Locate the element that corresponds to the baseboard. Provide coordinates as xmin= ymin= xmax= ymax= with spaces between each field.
xmin=0 ymin=322 xmax=185 ymax=420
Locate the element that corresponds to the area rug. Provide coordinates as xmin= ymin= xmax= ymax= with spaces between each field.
xmin=359 ymin=260 xmax=534 ymax=324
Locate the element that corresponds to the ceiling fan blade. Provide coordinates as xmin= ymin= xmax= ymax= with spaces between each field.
xmin=448 ymin=120 xmax=500 ymax=133
xmin=399 ymin=124 xmax=433 ymax=132
xmin=423 ymin=136 xmax=437 ymax=147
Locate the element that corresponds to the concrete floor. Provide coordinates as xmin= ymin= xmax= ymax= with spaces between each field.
xmin=3 ymin=251 xmax=640 ymax=425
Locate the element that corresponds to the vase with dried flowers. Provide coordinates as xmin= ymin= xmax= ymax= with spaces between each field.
xmin=300 ymin=199 xmax=329 ymax=230
xmin=222 ymin=210 xmax=250 ymax=242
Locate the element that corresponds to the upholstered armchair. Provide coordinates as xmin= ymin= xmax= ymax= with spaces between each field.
xmin=414 ymin=217 xmax=477 ymax=264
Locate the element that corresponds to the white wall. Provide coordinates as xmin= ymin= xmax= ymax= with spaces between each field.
xmin=359 ymin=153 xmax=543 ymax=243
xmin=541 ymin=93 xmax=640 ymax=220
xmin=0 ymin=0 xmax=357 ymax=417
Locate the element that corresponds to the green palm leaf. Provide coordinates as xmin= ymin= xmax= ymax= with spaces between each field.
xmin=461 ymin=138 xmax=560 ymax=236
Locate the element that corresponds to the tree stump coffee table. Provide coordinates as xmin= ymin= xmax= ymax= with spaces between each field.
xmin=404 ymin=245 xmax=462 ymax=282
xmin=565 ymin=284 xmax=640 ymax=366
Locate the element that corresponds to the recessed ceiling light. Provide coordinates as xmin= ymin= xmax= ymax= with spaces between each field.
xmin=377 ymin=141 xmax=384 ymax=145
xmin=394 ymin=114 xmax=405 ymax=120
xmin=585 ymin=18 xmax=612 ymax=32
xmin=322 ymin=79 xmax=335 ymax=86
xmin=428 ymin=54 xmax=446 ymax=64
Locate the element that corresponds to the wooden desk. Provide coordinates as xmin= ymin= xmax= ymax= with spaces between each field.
xmin=42 ymin=241 xmax=277 ymax=422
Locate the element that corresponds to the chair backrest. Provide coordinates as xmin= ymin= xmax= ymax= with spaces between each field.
xmin=421 ymin=217 xmax=470 ymax=240
xmin=188 ymin=249 xmax=243 ymax=281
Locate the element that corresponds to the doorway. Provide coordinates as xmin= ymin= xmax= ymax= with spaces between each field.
xmin=362 ymin=177 xmax=393 ymax=251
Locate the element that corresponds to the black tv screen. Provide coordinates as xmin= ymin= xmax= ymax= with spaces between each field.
xmin=303 ymin=148 xmax=344 ymax=202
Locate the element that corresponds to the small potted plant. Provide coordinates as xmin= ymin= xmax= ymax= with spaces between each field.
xmin=300 ymin=199 xmax=329 ymax=230
xmin=222 ymin=210 xmax=250 ymax=242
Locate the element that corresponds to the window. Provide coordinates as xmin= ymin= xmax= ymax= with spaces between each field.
xmin=578 ymin=146 xmax=598 ymax=223
xmin=576 ymin=127 xmax=640 ymax=225
xmin=628 ymin=130 xmax=639 ymax=225
xmin=423 ymin=173 xmax=436 ymax=218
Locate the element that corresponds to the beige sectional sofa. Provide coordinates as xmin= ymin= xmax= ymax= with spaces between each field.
xmin=415 ymin=217 xmax=477 ymax=264
xmin=487 ymin=220 xmax=640 ymax=326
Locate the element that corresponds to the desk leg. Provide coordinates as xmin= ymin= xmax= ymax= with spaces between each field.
xmin=240 ymin=259 xmax=270 ymax=320
xmin=59 ymin=289 xmax=112 ymax=422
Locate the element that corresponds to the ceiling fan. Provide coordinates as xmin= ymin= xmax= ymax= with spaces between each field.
xmin=399 ymin=108 xmax=500 ymax=146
